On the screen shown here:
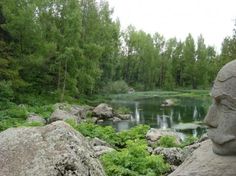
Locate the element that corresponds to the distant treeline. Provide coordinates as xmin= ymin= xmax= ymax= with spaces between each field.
xmin=0 ymin=0 xmax=235 ymax=102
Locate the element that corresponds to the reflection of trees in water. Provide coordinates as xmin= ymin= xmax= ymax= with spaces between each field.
xmin=108 ymin=97 xmax=208 ymax=136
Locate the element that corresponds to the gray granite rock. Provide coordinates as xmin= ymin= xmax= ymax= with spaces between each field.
xmin=0 ymin=121 xmax=105 ymax=176
xmin=169 ymin=140 xmax=236 ymax=176
xmin=146 ymin=128 xmax=182 ymax=144
xmin=204 ymin=60 xmax=236 ymax=155
xmin=93 ymin=103 xmax=113 ymax=119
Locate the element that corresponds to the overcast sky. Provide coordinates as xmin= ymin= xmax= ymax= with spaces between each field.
xmin=107 ymin=0 xmax=236 ymax=51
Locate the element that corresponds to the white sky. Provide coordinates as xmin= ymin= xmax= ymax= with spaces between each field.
xmin=107 ymin=0 xmax=236 ymax=51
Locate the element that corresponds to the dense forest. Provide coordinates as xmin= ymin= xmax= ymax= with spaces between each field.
xmin=0 ymin=0 xmax=236 ymax=103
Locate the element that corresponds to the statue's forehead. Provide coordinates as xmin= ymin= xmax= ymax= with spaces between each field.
xmin=216 ymin=65 xmax=236 ymax=82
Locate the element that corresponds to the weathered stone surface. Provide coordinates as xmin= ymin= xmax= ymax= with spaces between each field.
xmin=93 ymin=103 xmax=113 ymax=119
xmin=93 ymin=146 xmax=115 ymax=157
xmin=90 ymin=137 xmax=114 ymax=157
xmin=146 ymin=128 xmax=182 ymax=144
xmin=204 ymin=60 xmax=236 ymax=155
xmin=90 ymin=137 xmax=111 ymax=147
xmin=169 ymin=140 xmax=236 ymax=176
xmin=0 ymin=121 xmax=105 ymax=176
xmin=118 ymin=114 xmax=131 ymax=120
xmin=49 ymin=108 xmax=79 ymax=123
xmin=49 ymin=103 xmax=90 ymax=123
xmin=153 ymin=147 xmax=184 ymax=166
xmin=27 ymin=114 xmax=46 ymax=124
xmin=69 ymin=105 xmax=88 ymax=120
xmin=113 ymin=116 xmax=122 ymax=122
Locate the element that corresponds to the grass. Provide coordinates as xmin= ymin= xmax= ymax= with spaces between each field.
xmin=109 ymin=89 xmax=210 ymax=100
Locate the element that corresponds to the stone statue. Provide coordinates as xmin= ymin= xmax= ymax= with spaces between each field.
xmin=204 ymin=59 xmax=236 ymax=155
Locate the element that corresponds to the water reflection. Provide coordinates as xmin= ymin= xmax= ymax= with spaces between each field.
xmin=106 ymin=97 xmax=210 ymax=136
xmin=135 ymin=102 xmax=140 ymax=123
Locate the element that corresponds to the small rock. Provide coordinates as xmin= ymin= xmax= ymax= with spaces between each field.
xmin=49 ymin=109 xmax=79 ymax=123
xmin=153 ymin=147 xmax=184 ymax=166
xmin=90 ymin=137 xmax=111 ymax=147
xmin=113 ymin=117 xmax=122 ymax=122
xmin=93 ymin=146 xmax=115 ymax=157
xmin=27 ymin=114 xmax=46 ymax=124
xmin=161 ymin=99 xmax=175 ymax=107
xmin=97 ymin=119 xmax=104 ymax=123
xmin=93 ymin=103 xmax=113 ymax=119
xmin=147 ymin=147 xmax=153 ymax=154
xmin=118 ymin=114 xmax=131 ymax=120
xmin=146 ymin=128 xmax=182 ymax=144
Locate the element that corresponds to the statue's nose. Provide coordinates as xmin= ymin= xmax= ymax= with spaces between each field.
xmin=204 ymin=104 xmax=220 ymax=128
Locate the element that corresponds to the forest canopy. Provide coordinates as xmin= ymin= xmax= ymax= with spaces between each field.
xmin=0 ymin=0 xmax=236 ymax=102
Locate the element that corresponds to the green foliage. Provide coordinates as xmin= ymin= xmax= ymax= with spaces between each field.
xmin=0 ymin=105 xmax=27 ymax=119
xmin=26 ymin=104 xmax=53 ymax=119
xmin=0 ymin=118 xmax=25 ymax=132
xmin=117 ymin=125 xmax=150 ymax=147
xmin=158 ymin=135 xmax=179 ymax=148
xmin=180 ymin=135 xmax=198 ymax=148
xmin=114 ymin=106 xmax=132 ymax=114
xmin=103 ymin=80 xmax=129 ymax=94
xmin=0 ymin=81 xmax=14 ymax=103
xmin=66 ymin=120 xmax=150 ymax=148
xmin=101 ymin=140 xmax=170 ymax=176
xmin=65 ymin=119 xmax=120 ymax=146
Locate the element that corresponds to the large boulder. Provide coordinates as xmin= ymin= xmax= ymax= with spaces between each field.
xmin=146 ymin=128 xmax=182 ymax=144
xmin=0 ymin=121 xmax=105 ymax=176
xmin=49 ymin=103 xmax=90 ymax=123
xmin=169 ymin=140 xmax=236 ymax=176
xmin=49 ymin=108 xmax=79 ymax=123
xmin=92 ymin=103 xmax=113 ymax=119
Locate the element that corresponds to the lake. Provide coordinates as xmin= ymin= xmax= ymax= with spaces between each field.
xmin=100 ymin=93 xmax=211 ymax=137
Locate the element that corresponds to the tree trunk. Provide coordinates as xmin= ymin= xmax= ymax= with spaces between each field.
xmin=60 ymin=59 xmax=68 ymax=102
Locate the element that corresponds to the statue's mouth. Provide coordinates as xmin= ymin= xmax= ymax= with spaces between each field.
xmin=207 ymin=128 xmax=236 ymax=145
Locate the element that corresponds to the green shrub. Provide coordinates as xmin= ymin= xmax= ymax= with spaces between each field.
xmin=26 ymin=104 xmax=53 ymax=119
xmin=66 ymin=120 xmax=150 ymax=148
xmin=158 ymin=135 xmax=178 ymax=148
xmin=101 ymin=140 xmax=170 ymax=176
xmin=115 ymin=106 xmax=131 ymax=114
xmin=65 ymin=119 xmax=121 ymax=146
xmin=0 ymin=105 xmax=28 ymax=119
xmin=0 ymin=118 xmax=26 ymax=132
xmin=117 ymin=125 xmax=150 ymax=147
xmin=180 ymin=135 xmax=198 ymax=148
xmin=0 ymin=81 xmax=14 ymax=103
xmin=103 ymin=80 xmax=129 ymax=94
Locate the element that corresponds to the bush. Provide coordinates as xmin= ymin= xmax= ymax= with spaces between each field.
xmin=114 ymin=106 xmax=131 ymax=114
xmin=66 ymin=120 xmax=150 ymax=148
xmin=158 ymin=135 xmax=179 ymax=148
xmin=180 ymin=135 xmax=198 ymax=148
xmin=103 ymin=80 xmax=129 ymax=94
xmin=0 ymin=118 xmax=26 ymax=132
xmin=117 ymin=125 xmax=150 ymax=147
xmin=26 ymin=104 xmax=53 ymax=119
xmin=65 ymin=119 xmax=120 ymax=146
xmin=101 ymin=140 xmax=170 ymax=176
xmin=0 ymin=81 xmax=14 ymax=103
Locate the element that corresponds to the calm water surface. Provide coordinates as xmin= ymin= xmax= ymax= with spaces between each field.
xmin=101 ymin=96 xmax=211 ymax=137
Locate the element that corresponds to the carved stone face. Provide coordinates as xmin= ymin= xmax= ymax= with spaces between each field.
xmin=204 ymin=60 xmax=236 ymax=155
